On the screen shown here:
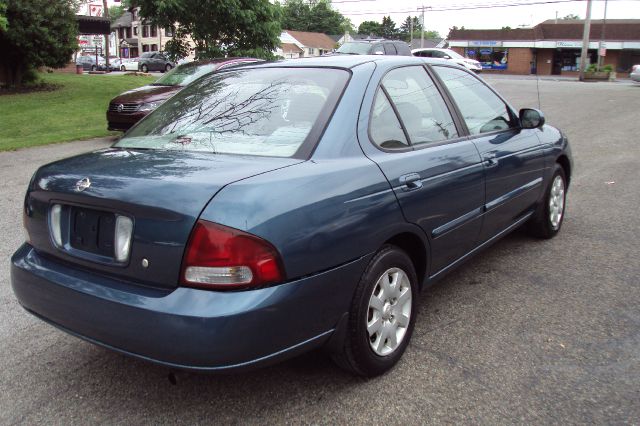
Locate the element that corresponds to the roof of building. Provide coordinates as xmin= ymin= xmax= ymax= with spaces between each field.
xmin=448 ymin=19 xmax=640 ymax=41
xmin=111 ymin=11 xmax=133 ymax=30
xmin=410 ymin=38 xmax=445 ymax=49
xmin=76 ymin=15 xmax=111 ymax=35
xmin=285 ymin=30 xmax=337 ymax=50
xmin=280 ymin=43 xmax=303 ymax=53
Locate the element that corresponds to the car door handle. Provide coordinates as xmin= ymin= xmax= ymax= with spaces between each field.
xmin=483 ymin=153 xmax=499 ymax=167
xmin=399 ymin=173 xmax=423 ymax=191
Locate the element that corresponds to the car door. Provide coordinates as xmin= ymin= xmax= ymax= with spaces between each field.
xmin=359 ymin=65 xmax=486 ymax=275
xmin=432 ymin=65 xmax=546 ymax=242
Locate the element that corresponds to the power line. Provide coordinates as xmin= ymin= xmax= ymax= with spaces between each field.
xmin=333 ymin=0 xmax=636 ymax=16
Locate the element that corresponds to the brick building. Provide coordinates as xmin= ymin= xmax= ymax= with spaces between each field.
xmin=448 ymin=19 xmax=640 ymax=75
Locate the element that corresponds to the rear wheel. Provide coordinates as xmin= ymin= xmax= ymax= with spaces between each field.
xmin=527 ymin=164 xmax=567 ymax=239
xmin=141 ymin=64 xmax=148 ymax=73
xmin=165 ymin=64 xmax=172 ymax=72
xmin=91 ymin=65 xmax=96 ymax=71
xmin=332 ymin=245 xmax=418 ymax=377
xmin=120 ymin=65 xmax=126 ymax=71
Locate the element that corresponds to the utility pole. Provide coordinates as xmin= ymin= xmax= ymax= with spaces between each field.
xmin=410 ymin=17 xmax=413 ymax=46
xmin=578 ymin=0 xmax=593 ymax=81
xmin=417 ymin=5 xmax=431 ymax=48
xmin=103 ymin=0 xmax=110 ymax=70
xmin=597 ymin=0 xmax=608 ymax=71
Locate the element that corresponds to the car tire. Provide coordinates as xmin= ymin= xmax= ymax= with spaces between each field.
xmin=527 ymin=163 xmax=567 ymax=239
xmin=141 ymin=64 xmax=148 ymax=73
xmin=165 ymin=64 xmax=172 ymax=72
xmin=91 ymin=65 xmax=96 ymax=71
xmin=121 ymin=65 xmax=126 ymax=71
xmin=331 ymin=245 xmax=418 ymax=377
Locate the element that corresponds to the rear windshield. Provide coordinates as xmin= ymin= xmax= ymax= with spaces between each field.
xmin=152 ymin=62 xmax=219 ymax=87
xmin=117 ymin=67 xmax=349 ymax=157
xmin=336 ymin=42 xmax=373 ymax=55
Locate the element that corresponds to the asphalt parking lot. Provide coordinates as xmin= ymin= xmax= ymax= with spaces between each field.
xmin=1 ymin=76 xmax=639 ymax=424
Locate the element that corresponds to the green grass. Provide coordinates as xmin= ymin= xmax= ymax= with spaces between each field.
xmin=0 ymin=72 xmax=156 ymax=151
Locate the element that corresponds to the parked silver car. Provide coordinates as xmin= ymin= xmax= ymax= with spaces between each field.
xmin=631 ymin=65 xmax=640 ymax=82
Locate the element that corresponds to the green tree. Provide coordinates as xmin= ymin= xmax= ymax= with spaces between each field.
xmin=280 ymin=0 xmax=350 ymax=34
xmin=109 ymin=5 xmax=125 ymax=21
xmin=358 ymin=20 xmax=381 ymax=36
xmin=0 ymin=1 xmax=8 ymax=32
xmin=0 ymin=0 xmax=78 ymax=87
xmin=379 ymin=16 xmax=397 ymax=39
xmin=399 ymin=16 xmax=422 ymax=41
xmin=133 ymin=0 xmax=281 ymax=60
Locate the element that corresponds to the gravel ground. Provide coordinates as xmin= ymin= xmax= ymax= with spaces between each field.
xmin=0 ymin=78 xmax=639 ymax=424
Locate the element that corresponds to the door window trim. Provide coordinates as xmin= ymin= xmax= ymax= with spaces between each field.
xmin=367 ymin=64 xmax=469 ymax=154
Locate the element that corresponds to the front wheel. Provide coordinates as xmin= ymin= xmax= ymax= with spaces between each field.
xmin=332 ymin=245 xmax=418 ymax=377
xmin=120 ymin=65 xmax=126 ymax=71
xmin=91 ymin=65 xmax=96 ymax=71
xmin=165 ymin=64 xmax=172 ymax=72
xmin=527 ymin=164 xmax=567 ymax=239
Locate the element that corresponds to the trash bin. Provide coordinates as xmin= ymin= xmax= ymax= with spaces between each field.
xmin=76 ymin=65 xmax=83 ymax=75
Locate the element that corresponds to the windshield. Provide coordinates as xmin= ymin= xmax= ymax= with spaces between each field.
xmin=153 ymin=62 xmax=218 ymax=87
xmin=117 ymin=67 xmax=349 ymax=157
xmin=336 ymin=42 xmax=373 ymax=55
xmin=445 ymin=49 xmax=465 ymax=59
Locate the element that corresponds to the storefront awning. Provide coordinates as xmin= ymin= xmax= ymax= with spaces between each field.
xmin=76 ymin=15 xmax=111 ymax=35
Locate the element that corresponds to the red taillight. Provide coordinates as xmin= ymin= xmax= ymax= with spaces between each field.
xmin=180 ymin=220 xmax=285 ymax=290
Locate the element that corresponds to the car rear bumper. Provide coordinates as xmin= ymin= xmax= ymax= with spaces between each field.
xmin=107 ymin=111 xmax=148 ymax=131
xmin=11 ymin=244 xmax=368 ymax=372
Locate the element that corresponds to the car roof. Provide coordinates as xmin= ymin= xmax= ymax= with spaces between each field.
xmin=239 ymin=55 xmax=453 ymax=70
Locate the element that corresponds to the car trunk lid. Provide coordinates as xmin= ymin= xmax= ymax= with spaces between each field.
xmin=25 ymin=148 xmax=301 ymax=289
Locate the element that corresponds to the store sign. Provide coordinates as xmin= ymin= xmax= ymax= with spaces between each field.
xmin=556 ymin=41 xmax=582 ymax=48
xmin=469 ymin=40 xmax=502 ymax=47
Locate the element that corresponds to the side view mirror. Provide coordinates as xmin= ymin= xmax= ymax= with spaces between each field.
xmin=443 ymin=55 xmax=451 ymax=59
xmin=519 ymin=108 xmax=545 ymax=129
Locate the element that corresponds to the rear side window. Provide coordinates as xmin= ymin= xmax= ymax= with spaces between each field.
xmin=370 ymin=92 xmax=409 ymax=149
xmin=384 ymin=43 xmax=397 ymax=55
xmin=395 ymin=43 xmax=411 ymax=56
xmin=371 ymin=44 xmax=384 ymax=55
xmin=369 ymin=66 xmax=458 ymax=149
xmin=117 ymin=68 xmax=349 ymax=157
xmin=433 ymin=66 xmax=515 ymax=135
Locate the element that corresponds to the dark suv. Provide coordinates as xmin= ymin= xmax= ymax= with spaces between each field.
xmin=137 ymin=52 xmax=175 ymax=73
xmin=334 ymin=40 xmax=411 ymax=56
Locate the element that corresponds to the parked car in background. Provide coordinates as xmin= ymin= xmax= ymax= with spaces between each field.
xmin=14 ymin=56 xmax=572 ymax=377
xmin=412 ymin=48 xmax=482 ymax=72
xmin=107 ymin=57 xmax=259 ymax=130
xmin=335 ymin=39 xmax=412 ymax=56
xmin=119 ymin=58 xmax=140 ymax=72
xmin=631 ymin=64 xmax=640 ymax=82
xmin=137 ymin=52 xmax=175 ymax=72
xmin=76 ymin=55 xmax=106 ymax=71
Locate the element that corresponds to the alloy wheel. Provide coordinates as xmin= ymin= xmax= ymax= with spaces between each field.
xmin=549 ymin=175 xmax=565 ymax=229
xmin=367 ymin=267 xmax=412 ymax=356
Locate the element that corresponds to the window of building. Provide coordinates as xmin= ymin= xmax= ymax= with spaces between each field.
xmin=133 ymin=26 xmax=138 ymax=36
xmin=165 ymin=27 xmax=173 ymax=37
xmin=143 ymin=44 xmax=149 ymax=52
xmin=142 ymin=25 xmax=149 ymax=38
xmin=151 ymin=44 xmax=158 ymax=52
xmin=151 ymin=26 xmax=157 ymax=37
xmin=126 ymin=27 xmax=131 ymax=38
xmin=465 ymin=47 xmax=508 ymax=70
xmin=433 ymin=66 xmax=515 ymax=135
xmin=308 ymin=48 xmax=315 ymax=55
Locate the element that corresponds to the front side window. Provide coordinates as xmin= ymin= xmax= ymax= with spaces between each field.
xmin=336 ymin=42 xmax=373 ymax=55
xmin=384 ymin=43 xmax=397 ymax=55
xmin=117 ymin=68 xmax=349 ymax=158
xmin=370 ymin=66 xmax=458 ymax=149
xmin=433 ymin=66 xmax=515 ymax=135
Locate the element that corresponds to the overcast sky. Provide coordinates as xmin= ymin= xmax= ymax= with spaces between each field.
xmin=332 ymin=0 xmax=640 ymax=38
